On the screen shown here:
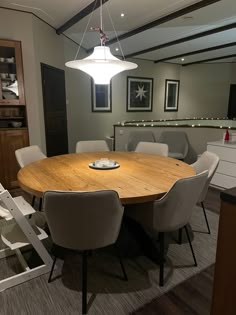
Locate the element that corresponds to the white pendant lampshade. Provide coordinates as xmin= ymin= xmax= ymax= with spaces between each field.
xmin=66 ymin=46 xmax=137 ymax=84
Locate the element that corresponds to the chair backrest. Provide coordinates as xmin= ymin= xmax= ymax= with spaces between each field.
xmin=44 ymin=190 xmax=124 ymax=250
xmin=15 ymin=145 xmax=46 ymax=168
xmin=126 ymin=131 xmax=155 ymax=151
xmin=153 ymin=170 xmax=208 ymax=232
xmin=159 ymin=131 xmax=189 ymax=159
xmin=75 ymin=140 xmax=110 ymax=153
xmin=191 ymin=151 xmax=219 ymax=202
xmin=135 ymin=141 xmax=168 ymax=156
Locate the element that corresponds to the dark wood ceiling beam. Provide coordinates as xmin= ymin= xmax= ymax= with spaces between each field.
xmin=87 ymin=0 xmax=220 ymax=53
xmin=182 ymin=53 xmax=236 ymax=66
xmin=125 ymin=21 xmax=236 ymax=59
xmin=56 ymin=0 xmax=109 ymax=35
xmin=154 ymin=41 xmax=236 ymax=63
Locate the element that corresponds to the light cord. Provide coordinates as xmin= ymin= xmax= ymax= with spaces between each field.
xmin=105 ymin=2 xmax=126 ymax=60
xmin=74 ymin=0 xmax=98 ymax=60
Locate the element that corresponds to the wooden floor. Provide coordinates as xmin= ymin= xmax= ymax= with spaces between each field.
xmin=133 ymin=265 xmax=215 ymax=315
xmin=132 ymin=186 xmax=221 ymax=315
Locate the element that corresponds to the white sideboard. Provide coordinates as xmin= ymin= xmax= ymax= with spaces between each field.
xmin=207 ymin=140 xmax=236 ymax=189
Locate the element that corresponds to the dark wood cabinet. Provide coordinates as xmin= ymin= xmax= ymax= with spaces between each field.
xmin=0 ymin=39 xmax=28 ymax=189
xmin=211 ymin=189 xmax=236 ymax=315
xmin=0 ymin=129 xmax=29 ymax=188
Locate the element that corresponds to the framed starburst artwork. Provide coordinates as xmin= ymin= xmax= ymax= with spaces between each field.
xmin=127 ymin=76 xmax=153 ymax=112
xmin=164 ymin=79 xmax=179 ymax=112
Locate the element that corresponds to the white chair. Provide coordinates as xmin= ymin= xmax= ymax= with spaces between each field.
xmin=191 ymin=151 xmax=220 ymax=234
xmin=135 ymin=141 xmax=168 ymax=156
xmin=159 ymin=131 xmax=189 ymax=160
xmin=44 ymin=189 xmax=127 ymax=315
xmin=126 ymin=131 xmax=155 ymax=151
xmin=15 ymin=145 xmax=46 ymax=168
xmin=0 ymin=185 xmax=52 ymax=291
xmin=15 ymin=145 xmax=46 ymax=210
xmin=75 ymin=140 xmax=110 ymax=153
xmin=126 ymin=171 xmax=208 ymax=286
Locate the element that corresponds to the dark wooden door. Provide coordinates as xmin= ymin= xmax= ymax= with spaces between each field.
xmin=41 ymin=63 xmax=68 ymax=157
xmin=227 ymin=84 xmax=236 ymax=119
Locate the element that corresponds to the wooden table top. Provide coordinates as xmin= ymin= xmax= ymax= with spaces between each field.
xmin=17 ymin=152 xmax=195 ymax=205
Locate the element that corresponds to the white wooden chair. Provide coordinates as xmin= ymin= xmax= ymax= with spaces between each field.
xmin=0 ymin=183 xmax=52 ymax=291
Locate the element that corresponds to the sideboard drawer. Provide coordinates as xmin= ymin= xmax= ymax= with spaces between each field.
xmin=207 ymin=144 xmax=236 ymax=163
xmin=217 ymin=161 xmax=236 ymax=177
xmin=211 ymin=173 xmax=236 ymax=189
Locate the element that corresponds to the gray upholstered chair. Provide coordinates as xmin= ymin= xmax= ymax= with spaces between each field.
xmin=15 ymin=145 xmax=46 ymax=210
xmin=126 ymin=171 xmax=208 ymax=286
xmin=159 ymin=131 xmax=189 ymax=160
xmin=75 ymin=140 xmax=110 ymax=153
xmin=191 ymin=151 xmax=219 ymax=234
xmin=126 ymin=131 xmax=155 ymax=151
xmin=44 ymin=189 xmax=127 ymax=315
xmin=135 ymin=141 xmax=168 ymax=156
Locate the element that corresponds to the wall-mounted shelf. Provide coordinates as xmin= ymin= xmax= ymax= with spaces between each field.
xmin=0 ymin=116 xmax=24 ymax=120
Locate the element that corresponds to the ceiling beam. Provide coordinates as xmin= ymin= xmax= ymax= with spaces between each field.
xmin=182 ymin=53 xmax=236 ymax=66
xmin=125 ymin=21 xmax=236 ymax=59
xmin=154 ymin=41 xmax=236 ymax=63
xmin=56 ymin=0 xmax=109 ymax=35
xmin=87 ymin=0 xmax=220 ymax=53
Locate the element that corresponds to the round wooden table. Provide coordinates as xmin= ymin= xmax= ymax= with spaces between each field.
xmin=17 ymin=152 xmax=195 ymax=205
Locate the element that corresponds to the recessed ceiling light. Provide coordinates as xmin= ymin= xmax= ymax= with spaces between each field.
xmin=181 ymin=58 xmax=185 ymax=62
xmin=121 ymin=13 xmax=125 ymax=18
xmin=115 ymin=48 xmax=119 ymax=51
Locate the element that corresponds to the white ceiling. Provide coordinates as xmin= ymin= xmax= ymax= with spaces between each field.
xmin=0 ymin=0 xmax=236 ymax=65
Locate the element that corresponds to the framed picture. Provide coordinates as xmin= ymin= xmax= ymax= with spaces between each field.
xmin=91 ymin=80 xmax=112 ymax=112
xmin=127 ymin=76 xmax=153 ymax=112
xmin=164 ymin=79 xmax=180 ymax=112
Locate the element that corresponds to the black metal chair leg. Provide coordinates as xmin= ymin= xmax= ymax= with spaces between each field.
xmin=31 ymin=195 xmax=35 ymax=207
xmin=115 ymin=244 xmax=128 ymax=281
xmin=39 ymin=198 xmax=42 ymax=211
xmin=178 ymin=228 xmax=183 ymax=244
xmin=48 ymin=256 xmax=57 ymax=283
xmin=184 ymin=226 xmax=197 ymax=266
xmin=82 ymin=251 xmax=88 ymax=315
xmin=159 ymin=232 xmax=165 ymax=286
xmin=201 ymin=202 xmax=211 ymax=234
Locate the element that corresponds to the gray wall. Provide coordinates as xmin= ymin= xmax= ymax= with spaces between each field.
xmin=178 ymin=64 xmax=230 ymax=118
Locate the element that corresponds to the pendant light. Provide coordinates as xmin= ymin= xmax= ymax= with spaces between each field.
xmin=65 ymin=0 xmax=137 ymax=84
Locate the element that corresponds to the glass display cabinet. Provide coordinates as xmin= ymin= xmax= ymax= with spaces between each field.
xmin=0 ymin=39 xmax=28 ymax=189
